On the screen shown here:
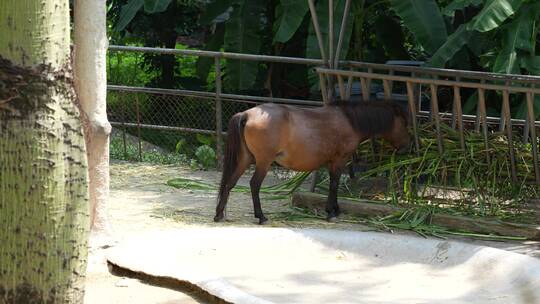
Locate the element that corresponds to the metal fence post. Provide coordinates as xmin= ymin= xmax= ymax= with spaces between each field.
xmin=215 ymin=56 xmax=224 ymax=170
xmin=135 ymin=94 xmax=143 ymax=162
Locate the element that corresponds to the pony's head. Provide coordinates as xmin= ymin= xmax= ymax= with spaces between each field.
xmin=381 ymin=105 xmax=411 ymax=154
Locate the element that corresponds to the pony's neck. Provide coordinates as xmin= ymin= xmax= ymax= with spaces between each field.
xmin=338 ymin=102 xmax=397 ymax=139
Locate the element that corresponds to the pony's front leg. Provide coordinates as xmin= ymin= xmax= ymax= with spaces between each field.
xmin=326 ymin=168 xmax=342 ymax=221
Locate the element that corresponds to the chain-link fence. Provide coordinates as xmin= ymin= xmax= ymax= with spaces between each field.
xmin=107 ymin=46 xmax=323 ymax=166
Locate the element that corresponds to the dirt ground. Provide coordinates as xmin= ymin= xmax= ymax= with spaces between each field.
xmin=84 ymin=161 xmax=540 ymax=304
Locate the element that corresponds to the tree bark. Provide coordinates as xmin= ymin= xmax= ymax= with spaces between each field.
xmin=74 ymin=0 xmax=112 ymax=235
xmin=0 ymin=1 xmax=89 ymax=303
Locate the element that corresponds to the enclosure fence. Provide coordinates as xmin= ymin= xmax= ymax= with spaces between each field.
xmin=107 ymin=45 xmax=540 ymax=186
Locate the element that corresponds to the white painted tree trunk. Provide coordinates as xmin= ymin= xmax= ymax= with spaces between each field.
xmin=74 ymin=0 xmax=112 ymax=235
xmin=0 ymin=0 xmax=89 ymax=302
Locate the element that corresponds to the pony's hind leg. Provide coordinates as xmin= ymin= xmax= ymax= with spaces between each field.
xmin=250 ymin=163 xmax=271 ymax=225
xmin=214 ymin=154 xmax=252 ymax=222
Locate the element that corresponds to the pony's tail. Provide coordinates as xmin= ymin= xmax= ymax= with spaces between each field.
xmin=217 ymin=112 xmax=247 ymax=204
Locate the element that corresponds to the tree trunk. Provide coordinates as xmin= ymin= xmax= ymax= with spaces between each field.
xmin=0 ymin=1 xmax=89 ymax=303
xmin=74 ymin=0 xmax=112 ymax=235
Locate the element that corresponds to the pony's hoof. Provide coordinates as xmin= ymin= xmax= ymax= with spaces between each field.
xmin=326 ymin=215 xmax=339 ymax=222
xmin=214 ymin=214 xmax=225 ymax=222
xmin=257 ymin=216 xmax=268 ymax=225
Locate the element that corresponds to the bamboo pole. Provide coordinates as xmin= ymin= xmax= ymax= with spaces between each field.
xmin=307 ymin=0 xmax=328 ymax=65
xmin=337 ymin=75 xmax=346 ymax=100
xmin=345 ymin=73 xmax=353 ymax=100
xmin=502 ymin=89 xmax=517 ymax=182
xmin=524 ymin=113 xmax=530 ymax=144
xmin=333 ymin=0 xmax=351 ymax=69
xmin=383 ymin=79 xmax=392 ymax=100
xmin=453 ymin=86 xmax=465 ymax=150
xmin=477 ymin=88 xmax=491 ymax=165
xmin=475 ymin=79 xmax=486 ymax=133
xmin=526 ymin=92 xmax=540 ymax=183
xmin=329 ymin=0 xmax=334 ymax=68
xmin=406 ymin=82 xmax=420 ymax=152
xmin=430 ymin=84 xmax=444 ymax=155
xmin=360 ymin=77 xmax=369 ymax=101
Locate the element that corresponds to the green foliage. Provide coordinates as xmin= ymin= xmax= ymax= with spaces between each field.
xmin=306 ymin=0 xmax=353 ymax=60
xmin=373 ymin=15 xmax=409 ymax=60
xmin=196 ymin=25 xmax=224 ymax=82
xmin=442 ymin=0 xmax=483 ymax=17
xmin=144 ymin=0 xmax=173 ymax=13
xmin=390 ymin=0 xmax=448 ymax=54
xmin=115 ymin=0 xmax=183 ymax=30
xmin=352 ymin=122 xmax=538 ymax=219
xmin=493 ymin=6 xmax=536 ymax=74
xmin=428 ymin=24 xmax=473 ymax=67
xmin=175 ymin=139 xmax=187 ymax=154
xmin=109 ymin=132 xmax=189 ymax=165
xmin=196 ymin=0 xmax=269 ymax=91
xmin=196 ymin=134 xmax=214 ymax=146
xmin=223 ymin=0 xmax=265 ymax=90
xmin=199 ymin=0 xmax=232 ymax=25
xmin=168 ymin=171 xmax=310 ymax=194
xmin=386 ymin=0 xmax=540 ymax=117
xmin=306 ymin=0 xmax=354 ymax=87
xmin=116 ymin=0 xmax=144 ymax=31
xmin=466 ymin=0 xmax=523 ymax=32
xmin=109 ymin=0 xmax=204 ymax=89
xmin=273 ymin=0 xmax=309 ymax=43
xmin=194 ymin=145 xmax=216 ymax=169
xmin=522 ymin=56 xmax=540 ymax=74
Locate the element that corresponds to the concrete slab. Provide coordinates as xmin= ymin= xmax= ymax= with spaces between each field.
xmin=107 ymin=228 xmax=540 ymax=304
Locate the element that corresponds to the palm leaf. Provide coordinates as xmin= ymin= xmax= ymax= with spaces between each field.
xmin=196 ymin=24 xmax=225 ymax=82
xmin=493 ymin=6 xmax=535 ymax=74
xmin=199 ymin=0 xmax=232 ymax=25
xmin=223 ymin=0 xmax=265 ymax=90
xmin=442 ymin=0 xmax=483 ymax=17
xmin=389 ymin=0 xmax=448 ymax=54
xmin=374 ymin=15 xmax=409 ymax=60
xmin=143 ymin=0 xmax=172 ymax=13
xmin=522 ymin=56 xmax=540 ymax=75
xmin=115 ymin=0 xmax=144 ymax=31
xmin=467 ymin=0 xmax=523 ymax=32
xmin=274 ymin=0 xmax=310 ymax=43
xmin=516 ymin=95 xmax=540 ymax=120
xmin=428 ymin=24 xmax=473 ymax=68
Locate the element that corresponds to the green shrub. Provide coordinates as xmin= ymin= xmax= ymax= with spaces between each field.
xmin=195 ymin=145 xmax=216 ymax=169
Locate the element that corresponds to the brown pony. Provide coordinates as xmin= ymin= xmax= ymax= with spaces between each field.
xmin=215 ymin=100 xmax=411 ymax=224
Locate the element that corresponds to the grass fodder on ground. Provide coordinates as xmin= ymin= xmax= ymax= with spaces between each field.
xmin=336 ymin=121 xmax=539 ymax=224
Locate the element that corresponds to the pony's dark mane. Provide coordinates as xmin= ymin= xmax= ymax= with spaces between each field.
xmin=332 ymin=100 xmax=408 ymax=136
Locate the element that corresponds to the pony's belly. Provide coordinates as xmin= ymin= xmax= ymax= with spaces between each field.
xmin=275 ymin=153 xmax=323 ymax=172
